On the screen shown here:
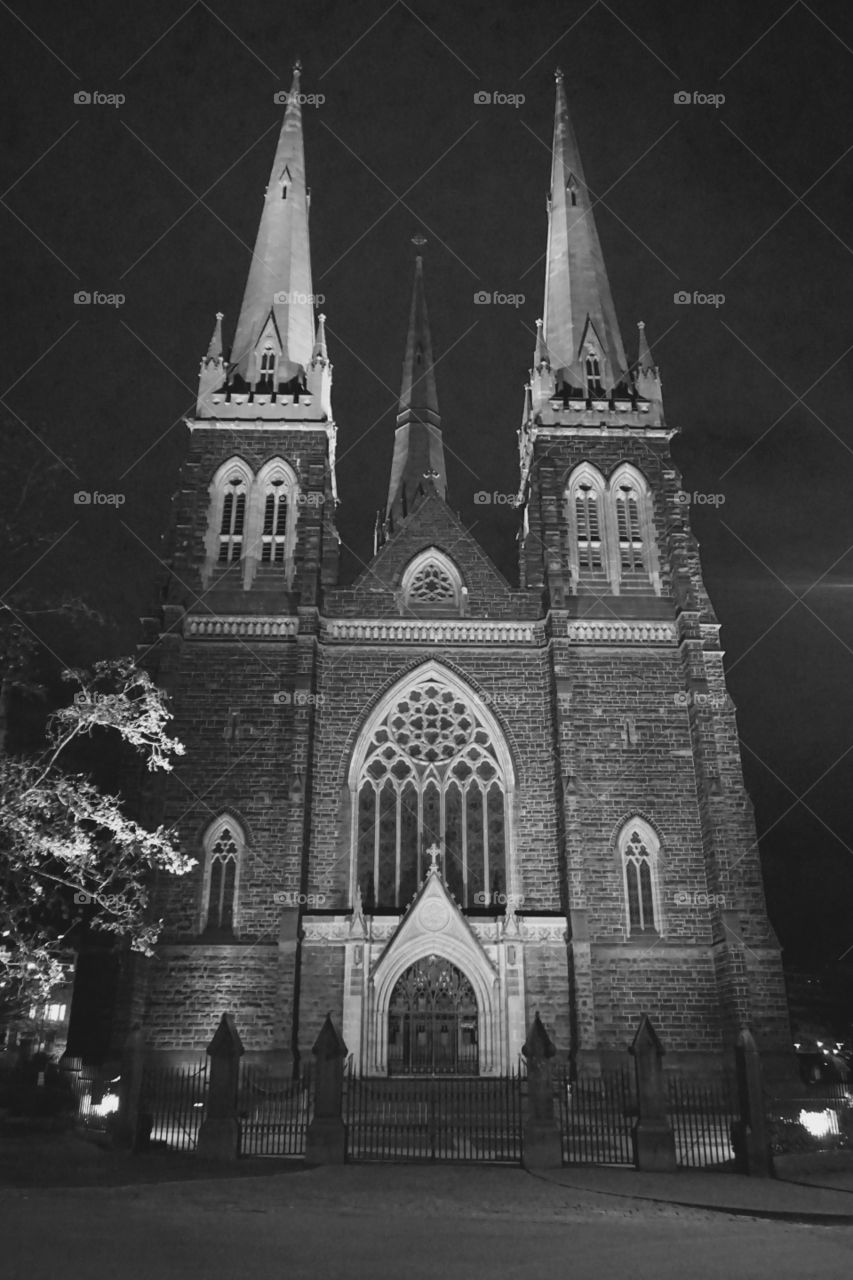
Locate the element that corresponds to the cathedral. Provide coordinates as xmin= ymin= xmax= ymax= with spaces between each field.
xmin=119 ymin=64 xmax=794 ymax=1080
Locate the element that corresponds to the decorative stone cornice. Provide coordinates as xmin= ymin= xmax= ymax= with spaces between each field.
xmin=566 ymin=620 xmax=677 ymax=645
xmin=302 ymin=916 xmax=351 ymax=944
xmin=322 ymin=619 xmax=540 ymax=645
xmin=301 ymin=912 xmax=567 ymax=946
xmin=185 ymin=615 xmax=299 ymax=639
xmin=186 ymin=410 xmax=337 ymax=430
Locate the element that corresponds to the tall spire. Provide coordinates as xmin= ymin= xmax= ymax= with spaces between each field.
xmin=385 ymin=252 xmax=447 ymax=531
xmin=229 ymin=60 xmax=315 ymax=385
xmin=541 ymin=69 xmax=628 ymax=394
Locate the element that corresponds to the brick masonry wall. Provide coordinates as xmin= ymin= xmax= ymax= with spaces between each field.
xmin=141 ymin=945 xmax=284 ymax=1051
xmin=590 ymin=946 xmax=724 ymax=1054
xmin=298 ymin=944 xmax=345 ymax=1058
xmin=524 ymin=943 xmax=572 ymax=1053
xmin=325 ymin=493 xmax=540 ymax=620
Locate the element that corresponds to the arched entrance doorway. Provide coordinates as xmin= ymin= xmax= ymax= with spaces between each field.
xmin=387 ymin=955 xmax=479 ymax=1075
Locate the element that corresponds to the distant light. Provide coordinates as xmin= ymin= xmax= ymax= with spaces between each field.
xmin=92 ymin=1092 xmax=119 ymax=1117
xmin=794 ymin=1042 xmax=801 ymax=1050
xmin=193 ymin=1102 xmax=204 ymax=1109
xmin=799 ymin=1109 xmax=839 ymax=1139
xmin=817 ymin=1041 xmax=824 ymax=1049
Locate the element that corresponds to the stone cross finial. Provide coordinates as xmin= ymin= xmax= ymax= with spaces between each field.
xmin=412 ymin=232 xmax=427 ymax=248
xmin=426 ymin=842 xmax=442 ymax=875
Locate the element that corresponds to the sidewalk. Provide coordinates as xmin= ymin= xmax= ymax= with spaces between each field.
xmin=533 ymin=1163 xmax=853 ymax=1223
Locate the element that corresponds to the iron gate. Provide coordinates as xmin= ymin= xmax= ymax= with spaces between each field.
xmin=554 ymin=1067 xmax=636 ymax=1165
xmin=667 ymin=1073 xmax=737 ymax=1168
xmin=238 ymin=1064 xmax=313 ymax=1156
xmin=345 ymin=1067 xmax=522 ymax=1162
xmin=140 ymin=1058 xmax=209 ymax=1152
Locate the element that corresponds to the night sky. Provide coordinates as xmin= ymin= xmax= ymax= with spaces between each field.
xmin=3 ymin=0 xmax=853 ymax=969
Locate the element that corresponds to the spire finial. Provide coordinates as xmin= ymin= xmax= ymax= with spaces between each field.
xmin=412 ymin=231 xmax=427 ymax=249
xmin=205 ymin=311 xmax=224 ymax=362
xmin=636 ymin=319 xmax=653 ymax=373
xmin=229 ymin=57 xmax=315 ymax=384
xmin=541 ymin=66 xmax=627 ymax=393
xmin=385 ymin=255 xmax=447 ymax=528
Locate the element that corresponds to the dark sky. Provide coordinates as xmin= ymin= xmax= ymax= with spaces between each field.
xmin=3 ymin=0 xmax=853 ymax=967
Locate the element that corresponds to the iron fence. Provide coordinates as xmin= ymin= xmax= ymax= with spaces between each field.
xmin=666 ymin=1073 xmax=737 ymax=1168
xmin=238 ymin=1064 xmax=312 ymax=1156
xmin=554 ymin=1067 xmax=636 ymax=1165
xmin=140 ymin=1058 xmax=209 ymax=1152
xmin=345 ymin=1065 xmax=523 ymax=1163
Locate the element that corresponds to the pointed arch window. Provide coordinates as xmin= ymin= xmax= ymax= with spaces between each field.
xmin=350 ymin=670 xmax=513 ymax=911
xmin=605 ymin=465 xmax=661 ymax=593
xmin=246 ymin=458 xmax=299 ymax=581
xmin=575 ymin=483 xmax=603 ymax=572
xmin=619 ymin=821 xmax=660 ymax=935
xmin=202 ymin=458 xmax=254 ymax=588
xmin=202 ymin=818 xmax=243 ymax=936
xmin=400 ymin=550 xmax=463 ymax=615
xmin=585 ymin=352 xmax=604 ymax=397
xmin=567 ymin=176 xmax=579 ymax=207
xmin=259 ymin=346 xmax=277 ymax=380
xmin=218 ymin=475 xmax=247 ymax=565
xmin=615 ymin=483 xmax=645 ymax=572
xmin=566 ymin=467 xmax=609 ymax=587
xmin=261 ymin=479 xmax=289 ymax=565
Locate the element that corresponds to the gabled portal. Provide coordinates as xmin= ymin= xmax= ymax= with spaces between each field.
xmin=344 ymin=852 xmax=523 ymax=1076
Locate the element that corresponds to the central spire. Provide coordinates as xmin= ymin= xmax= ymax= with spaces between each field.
xmin=229 ymin=60 xmax=315 ymax=386
xmin=541 ymin=69 xmax=628 ymax=394
xmin=384 ymin=253 xmax=447 ymax=533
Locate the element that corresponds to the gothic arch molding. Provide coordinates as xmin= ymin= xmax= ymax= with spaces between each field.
xmin=346 ymin=660 xmax=519 ymax=911
xmin=335 ymin=657 xmax=524 ymax=794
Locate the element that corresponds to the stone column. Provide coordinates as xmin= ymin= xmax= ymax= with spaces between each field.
xmin=629 ymin=1014 xmax=676 ymax=1172
xmin=521 ymin=1012 xmax=563 ymax=1170
xmin=731 ymin=1028 xmax=772 ymax=1177
xmin=196 ymin=1013 xmax=244 ymax=1161
xmin=113 ymin=1025 xmax=147 ymax=1150
xmin=305 ymin=1013 xmax=348 ymax=1165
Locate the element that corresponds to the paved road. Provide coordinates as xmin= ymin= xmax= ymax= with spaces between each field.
xmin=4 ymin=1166 xmax=853 ymax=1280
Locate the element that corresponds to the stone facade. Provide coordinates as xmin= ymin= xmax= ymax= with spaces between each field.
xmin=112 ymin=66 xmax=794 ymax=1082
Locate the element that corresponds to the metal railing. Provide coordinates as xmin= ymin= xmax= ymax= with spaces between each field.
xmin=140 ymin=1058 xmax=209 ymax=1152
xmin=666 ymin=1073 xmax=737 ymax=1168
xmin=237 ymin=1064 xmax=312 ymax=1156
xmin=554 ymin=1067 xmax=636 ymax=1165
xmin=344 ymin=1065 xmax=523 ymax=1163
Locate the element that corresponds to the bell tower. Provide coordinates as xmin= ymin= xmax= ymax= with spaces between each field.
xmin=170 ymin=60 xmax=339 ymax=619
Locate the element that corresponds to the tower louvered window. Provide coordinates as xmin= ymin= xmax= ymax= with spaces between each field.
xmin=622 ymin=827 xmax=658 ymax=934
xmin=261 ymin=479 xmax=288 ymax=565
xmin=575 ymin=484 xmax=603 ymax=571
xmin=204 ymin=823 xmax=241 ymax=934
xmin=218 ymin=477 xmax=246 ymax=564
xmin=616 ymin=485 xmax=645 ymax=571
xmin=354 ymin=676 xmax=509 ymax=911
xmin=259 ymin=346 xmax=276 ymax=379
